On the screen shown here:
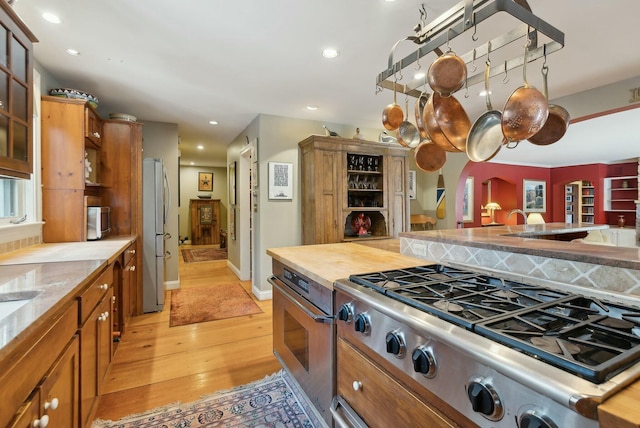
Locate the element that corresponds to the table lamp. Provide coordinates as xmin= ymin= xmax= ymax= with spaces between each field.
xmin=484 ymin=202 xmax=502 ymax=224
xmin=527 ymin=212 xmax=545 ymax=224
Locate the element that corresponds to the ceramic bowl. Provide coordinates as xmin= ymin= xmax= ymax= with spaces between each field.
xmin=109 ymin=112 xmax=137 ymax=122
xmin=49 ymin=88 xmax=99 ymax=109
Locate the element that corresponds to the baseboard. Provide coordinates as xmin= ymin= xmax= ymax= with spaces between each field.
xmin=227 ymin=259 xmax=241 ymax=278
xmin=165 ymin=279 xmax=180 ymax=290
xmin=252 ymin=284 xmax=272 ymax=301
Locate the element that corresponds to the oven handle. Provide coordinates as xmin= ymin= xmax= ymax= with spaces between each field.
xmin=330 ymin=396 xmax=368 ymax=428
xmin=268 ymin=276 xmax=334 ymax=324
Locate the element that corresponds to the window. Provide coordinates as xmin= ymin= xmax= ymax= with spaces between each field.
xmin=0 ymin=175 xmax=28 ymax=225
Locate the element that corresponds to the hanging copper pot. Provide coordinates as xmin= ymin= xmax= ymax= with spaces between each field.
xmin=427 ymin=50 xmax=467 ymax=97
xmin=527 ymin=64 xmax=570 ymax=146
xmin=414 ymin=91 xmax=430 ymax=140
xmin=422 ymin=92 xmax=470 ymax=152
xmin=414 ymin=141 xmax=446 ymax=172
xmin=382 ymin=82 xmax=404 ymax=131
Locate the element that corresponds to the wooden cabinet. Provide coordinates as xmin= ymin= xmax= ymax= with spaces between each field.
xmin=299 ymin=135 xmax=409 ymax=244
xmin=78 ymin=266 xmax=114 ymax=428
xmin=1 ymin=301 xmax=79 ymax=428
xmin=0 ymin=1 xmax=37 ymax=179
xmin=10 ymin=336 xmax=80 ymax=428
xmin=120 ymin=241 xmax=138 ymax=330
xmin=190 ymin=199 xmax=221 ymax=245
xmin=337 ymin=337 xmax=458 ymax=427
xmin=604 ymin=175 xmax=638 ymax=227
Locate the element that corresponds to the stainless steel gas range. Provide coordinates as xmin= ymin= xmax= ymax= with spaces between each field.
xmin=332 ymin=264 xmax=640 ymax=428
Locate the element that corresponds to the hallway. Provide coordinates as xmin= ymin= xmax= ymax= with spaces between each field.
xmin=95 ymin=246 xmax=280 ymax=422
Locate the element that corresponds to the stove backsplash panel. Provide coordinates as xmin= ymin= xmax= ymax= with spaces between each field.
xmin=400 ymin=237 xmax=640 ymax=303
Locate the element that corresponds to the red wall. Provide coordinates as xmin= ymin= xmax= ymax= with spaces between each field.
xmin=458 ymin=161 xmax=619 ymax=227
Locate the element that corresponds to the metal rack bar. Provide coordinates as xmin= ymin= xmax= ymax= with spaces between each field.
xmin=376 ymin=0 xmax=564 ymax=96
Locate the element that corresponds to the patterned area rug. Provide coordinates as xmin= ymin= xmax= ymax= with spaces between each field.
xmin=170 ymin=283 xmax=263 ymax=327
xmin=182 ymin=247 xmax=228 ymax=263
xmin=91 ymin=370 xmax=322 ymax=427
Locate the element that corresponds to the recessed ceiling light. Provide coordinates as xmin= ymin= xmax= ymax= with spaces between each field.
xmin=65 ymin=48 xmax=80 ymax=56
xmin=322 ymin=48 xmax=339 ymax=59
xmin=197 ymin=145 xmax=204 ymax=150
xmin=306 ymin=105 xmax=318 ymax=111
xmin=414 ymin=72 xmax=426 ymax=80
xmin=190 ymin=162 xmax=194 ymax=165
xmin=42 ymin=12 xmax=61 ymax=23
xmin=479 ymin=90 xmax=492 ymax=96
xmin=208 ymin=120 xmax=218 ymax=125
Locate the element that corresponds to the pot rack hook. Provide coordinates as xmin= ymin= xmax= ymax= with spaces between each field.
xmin=471 ymin=12 xmax=478 ymax=41
xmin=542 ymin=43 xmax=548 ymax=67
xmin=469 ymin=48 xmax=477 ymax=72
xmin=463 ymin=77 xmax=469 ymax=98
xmin=502 ymin=61 xmax=510 ymax=84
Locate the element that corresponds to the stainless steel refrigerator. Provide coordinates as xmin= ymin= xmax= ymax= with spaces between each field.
xmin=142 ymin=158 xmax=171 ymax=312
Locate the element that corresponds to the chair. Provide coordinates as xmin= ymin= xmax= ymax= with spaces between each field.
xmin=410 ymin=214 xmax=437 ymax=231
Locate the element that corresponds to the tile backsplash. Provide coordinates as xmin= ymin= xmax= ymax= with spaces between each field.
xmin=400 ymin=237 xmax=640 ymax=300
xmin=0 ymin=234 xmax=41 ymax=255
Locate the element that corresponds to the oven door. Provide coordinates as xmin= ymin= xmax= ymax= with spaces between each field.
xmin=269 ymin=276 xmax=334 ymax=424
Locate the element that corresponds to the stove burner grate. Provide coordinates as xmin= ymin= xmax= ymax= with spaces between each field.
xmin=348 ymin=265 xmax=640 ymax=383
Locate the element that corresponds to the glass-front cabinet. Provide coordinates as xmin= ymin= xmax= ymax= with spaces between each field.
xmin=0 ymin=2 xmax=37 ymax=179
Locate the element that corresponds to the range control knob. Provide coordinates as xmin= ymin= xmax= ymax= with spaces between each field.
xmin=337 ymin=303 xmax=354 ymax=322
xmin=353 ymin=313 xmax=371 ymax=335
xmin=385 ymin=331 xmax=406 ymax=358
xmin=467 ymin=379 xmax=503 ymax=421
xmin=519 ymin=410 xmax=557 ymax=428
xmin=411 ymin=347 xmax=436 ymax=378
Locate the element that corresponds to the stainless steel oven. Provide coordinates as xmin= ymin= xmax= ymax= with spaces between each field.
xmin=269 ymin=259 xmax=334 ymax=426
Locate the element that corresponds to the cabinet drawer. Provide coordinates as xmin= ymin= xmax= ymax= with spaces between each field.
xmin=123 ymin=241 xmax=136 ymax=265
xmin=337 ymin=337 xmax=458 ymax=428
xmin=78 ymin=266 xmax=113 ymax=324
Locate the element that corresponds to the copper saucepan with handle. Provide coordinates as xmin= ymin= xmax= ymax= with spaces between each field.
xmin=527 ymin=64 xmax=570 ymax=146
xmin=382 ymin=81 xmax=404 ymax=131
xmin=501 ymin=38 xmax=549 ymax=146
xmin=414 ymin=141 xmax=446 ymax=172
xmin=423 ymin=91 xmax=470 ymax=153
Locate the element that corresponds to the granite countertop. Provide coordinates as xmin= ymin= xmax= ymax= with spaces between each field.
xmin=401 ymin=223 xmax=640 ymax=270
xmin=0 ymin=237 xmax=135 ymax=360
xmin=267 ymin=242 xmax=426 ymax=289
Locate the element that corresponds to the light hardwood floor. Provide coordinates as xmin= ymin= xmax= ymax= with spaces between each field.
xmin=94 ymin=245 xmax=281 ymax=422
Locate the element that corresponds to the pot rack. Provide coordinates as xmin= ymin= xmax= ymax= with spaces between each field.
xmin=376 ymin=0 xmax=565 ymax=98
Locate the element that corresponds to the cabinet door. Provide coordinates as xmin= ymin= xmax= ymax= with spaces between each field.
xmin=40 ymin=336 xmax=80 ymax=428
xmin=388 ymin=155 xmax=408 ymax=237
xmin=84 ymin=107 xmax=102 ymax=148
xmin=79 ymin=290 xmax=112 ymax=427
xmin=8 ymin=390 xmax=40 ymax=428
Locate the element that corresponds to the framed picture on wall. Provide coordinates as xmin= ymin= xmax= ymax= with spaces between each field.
xmin=408 ymin=171 xmax=416 ymax=200
xmin=229 ymin=162 xmax=237 ymax=205
xmin=523 ymin=179 xmax=546 ymax=212
xmin=463 ymin=177 xmax=474 ymax=222
xmin=198 ymin=172 xmax=213 ymax=191
xmin=268 ymin=162 xmax=293 ymax=200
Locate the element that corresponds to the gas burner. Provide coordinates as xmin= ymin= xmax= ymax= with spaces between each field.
xmin=434 ymin=300 xmax=464 ymax=313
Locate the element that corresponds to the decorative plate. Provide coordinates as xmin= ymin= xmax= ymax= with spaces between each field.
xmin=109 ymin=112 xmax=137 ymax=122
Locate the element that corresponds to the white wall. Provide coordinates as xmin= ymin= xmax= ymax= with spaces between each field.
xmin=141 ymin=121 xmax=180 ymax=288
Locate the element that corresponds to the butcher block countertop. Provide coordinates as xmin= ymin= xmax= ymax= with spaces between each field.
xmin=267 ymin=242 xmax=427 ymax=290
xmin=0 ymin=237 xmax=135 ymax=360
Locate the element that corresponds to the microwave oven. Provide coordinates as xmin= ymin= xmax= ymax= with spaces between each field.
xmin=87 ymin=206 xmax=111 ymax=240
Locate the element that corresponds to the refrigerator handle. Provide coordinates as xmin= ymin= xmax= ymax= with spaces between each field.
xmin=163 ymin=166 xmax=171 ymax=225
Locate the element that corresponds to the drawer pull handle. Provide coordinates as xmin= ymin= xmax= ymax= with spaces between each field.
xmin=128 ymin=249 xmax=136 ymax=254
xmin=352 ymin=381 xmax=363 ymax=391
xmin=99 ymin=283 xmax=109 ymax=290
xmin=44 ymin=398 xmax=59 ymax=410
xmin=32 ymin=415 xmax=49 ymax=427
xmin=130 ymin=266 xmax=136 ymax=271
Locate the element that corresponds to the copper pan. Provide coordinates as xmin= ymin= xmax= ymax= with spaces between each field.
xmin=414 ymin=91 xmax=430 ymax=140
xmin=414 ymin=141 xmax=446 ymax=172
xmin=423 ymin=92 xmax=470 ymax=152
xmin=501 ymin=39 xmax=549 ymax=144
xmin=527 ymin=64 xmax=570 ymax=146
xmin=427 ymin=49 xmax=467 ymax=97
xmin=382 ymin=82 xmax=404 ymax=131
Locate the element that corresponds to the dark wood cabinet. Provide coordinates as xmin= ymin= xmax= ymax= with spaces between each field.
xmin=190 ymin=199 xmax=220 ymax=245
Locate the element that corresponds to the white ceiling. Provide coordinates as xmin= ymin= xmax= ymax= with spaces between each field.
xmin=11 ymin=0 xmax=640 ymax=168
